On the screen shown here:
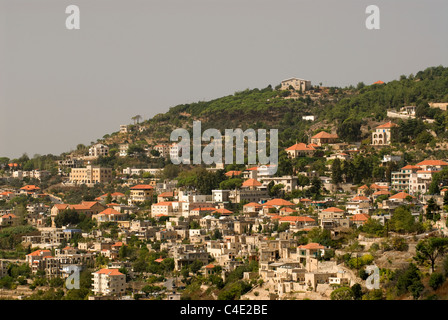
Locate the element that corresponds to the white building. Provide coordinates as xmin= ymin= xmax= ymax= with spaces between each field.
xmin=280 ymin=78 xmax=311 ymax=92
xmin=92 ymin=268 xmax=126 ymax=296
xmin=89 ymin=144 xmax=109 ymax=158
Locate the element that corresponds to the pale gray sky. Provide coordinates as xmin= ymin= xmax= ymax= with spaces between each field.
xmin=1 ymin=0 xmax=447 ymax=159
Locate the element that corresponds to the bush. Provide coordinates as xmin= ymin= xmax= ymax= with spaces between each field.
xmin=391 ymin=237 xmax=409 ymax=251
xmin=330 ymin=287 xmax=354 ymax=300
xmin=429 ymin=272 xmax=445 ymax=290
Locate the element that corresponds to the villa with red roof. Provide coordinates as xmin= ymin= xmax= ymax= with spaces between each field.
xmin=310 ymin=131 xmax=339 ymax=146
xmin=92 ymin=268 xmax=126 ymax=296
xmin=0 ymin=213 xmax=19 ymax=227
xmin=50 ymin=201 xmax=106 ymax=227
xmin=241 ymin=178 xmax=262 ymax=190
xmin=92 ymin=208 xmax=127 ymax=225
xmin=129 ymin=184 xmax=154 ymax=205
xmin=285 ymin=143 xmax=315 ymax=159
xmin=372 ymin=122 xmax=398 ymax=146
xmin=350 ymin=213 xmax=370 ymax=227
xmin=346 ymin=196 xmax=371 ymax=215
xmin=151 ymin=201 xmax=175 ymax=217
xmin=95 ymin=192 xmax=125 ymax=202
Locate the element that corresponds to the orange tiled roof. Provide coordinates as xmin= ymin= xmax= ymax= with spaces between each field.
xmin=373 ymin=190 xmax=391 ymax=196
xmin=225 ymin=171 xmax=242 ymax=177
xmin=94 ymin=268 xmax=124 ymax=276
xmin=311 ymin=131 xmax=338 ymax=139
xmin=376 ymin=121 xmax=397 ymax=129
xmin=322 ymin=207 xmax=344 ymax=213
xmin=27 ymin=249 xmax=51 ymax=257
xmin=243 ymin=202 xmax=262 ymax=207
xmin=242 ymin=179 xmax=262 ymax=187
xmin=263 ymin=199 xmax=295 ymax=207
xmin=279 ymin=216 xmax=315 ymax=223
xmin=153 ymin=201 xmax=173 ymax=206
xmin=20 ymin=185 xmax=40 ymax=191
xmin=373 ymin=80 xmax=385 ymax=84
xmin=350 ymin=213 xmax=370 ymax=222
xmin=158 ymin=191 xmax=175 ymax=197
xmin=415 ymin=160 xmax=448 ymax=167
xmin=286 ymin=143 xmax=315 ymax=151
xmin=213 ymin=208 xmax=233 ymax=214
xmin=389 ymin=191 xmax=415 ymax=200
xmin=0 ymin=214 xmax=17 ymax=219
xmin=352 ymin=196 xmax=370 ymax=201
xmin=401 ymin=165 xmax=422 ymax=170
xmin=298 ymin=243 xmax=325 ymax=250
xmin=130 ymin=184 xmax=154 ymax=190
xmin=98 ymin=208 xmax=123 ymax=215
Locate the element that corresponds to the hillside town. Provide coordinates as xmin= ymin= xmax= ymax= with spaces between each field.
xmin=2 ymin=74 xmax=448 ymax=301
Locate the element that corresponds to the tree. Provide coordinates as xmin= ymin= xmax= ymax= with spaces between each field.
xmin=351 ymin=283 xmax=363 ymax=300
xmin=337 ymin=118 xmax=362 ymax=143
xmin=396 ymin=263 xmax=422 ymax=298
xmin=414 ymin=237 xmax=448 ymax=272
xmin=297 ymin=174 xmax=310 ymax=190
xmin=331 ymin=158 xmax=343 ymax=185
xmin=426 ymin=197 xmax=440 ymax=221
xmin=189 ymin=260 xmax=204 ymax=275
xmin=330 ymin=287 xmax=354 ymax=300
xmin=389 ymin=206 xmax=422 ymax=234
xmin=131 ymin=115 xmax=142 ymax=124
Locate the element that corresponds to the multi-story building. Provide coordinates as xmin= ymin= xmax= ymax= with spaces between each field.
xmin=118 ymin=144 xmax=129 ymax=157
xmin=391 ymin=165 xmax=421 ymax=191
xmin=280 ymin=77 xmax=311 ymax=92
xmin=69 ymin=165 xmax=113 ymax=185
xmin=92 ymin=268 xmax=126 ymax=296
xmin=89 ymin=144 xmax=109 ymax=158
xmin=153 ymin=144 xmax=170 ymax=158
xmin=129 ymin=184 xmax=154 ymax=204
xmin=172 ymin=245 xmax=209 ymax=271
xmin=372 ymin=122 xmax=398 ymax=146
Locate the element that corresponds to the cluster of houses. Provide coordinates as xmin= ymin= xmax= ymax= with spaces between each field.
xmin=1 ymin=117 xmax=448 ymax=300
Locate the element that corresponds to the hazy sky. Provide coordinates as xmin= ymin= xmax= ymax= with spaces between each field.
xmin=1 ymin=0 xmax=447 ymax=159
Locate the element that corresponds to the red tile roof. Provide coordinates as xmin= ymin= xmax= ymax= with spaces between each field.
xmin=242 ymin=179 xmax=262 ymax=187
xmin=225 ymin=171 xmax=242 ymax=177
xmin=279 ymin=216 xmax=315 ymax=223
xmin=27 ymin=249 xmax=51 ymax=257
xmin=20 ymin=185 xmax=40 ymax=191
xmin=298 ymin=243 xmax=325 ymax=250
xmin=350 ymin=213 xmax=370 ymax=222
xmin=94 ymin=268 xmax=124 ymax=276
xmin=322 ymin=207 xmax=344 ymax=213
xmin=286 ymin=143 xmax=315 ymax=152
xmin=213 ymin=208 xmax=233 ymax=215
xmin=130 ymin=184 xmax=154 ymax=190
xmin=98 ymin=208 xmax=123 ymax=215
xmin=311 ymin=131 xmax=338 ymax=139
xmin=415 ymin=160 xmax=448 ymax=167
xmin=243 ymin=202 xmax=262 ymax=207
xmin=389 ymin=191 xmax=415 ymax=200
xmin=376 ymin=121 xmax=397 ymax=129
xmin=263 ymin=199 xmax=295 ymax=207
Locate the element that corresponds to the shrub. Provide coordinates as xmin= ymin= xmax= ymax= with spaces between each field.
xmin=429 ymin=272 xmax=445 ymax=290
